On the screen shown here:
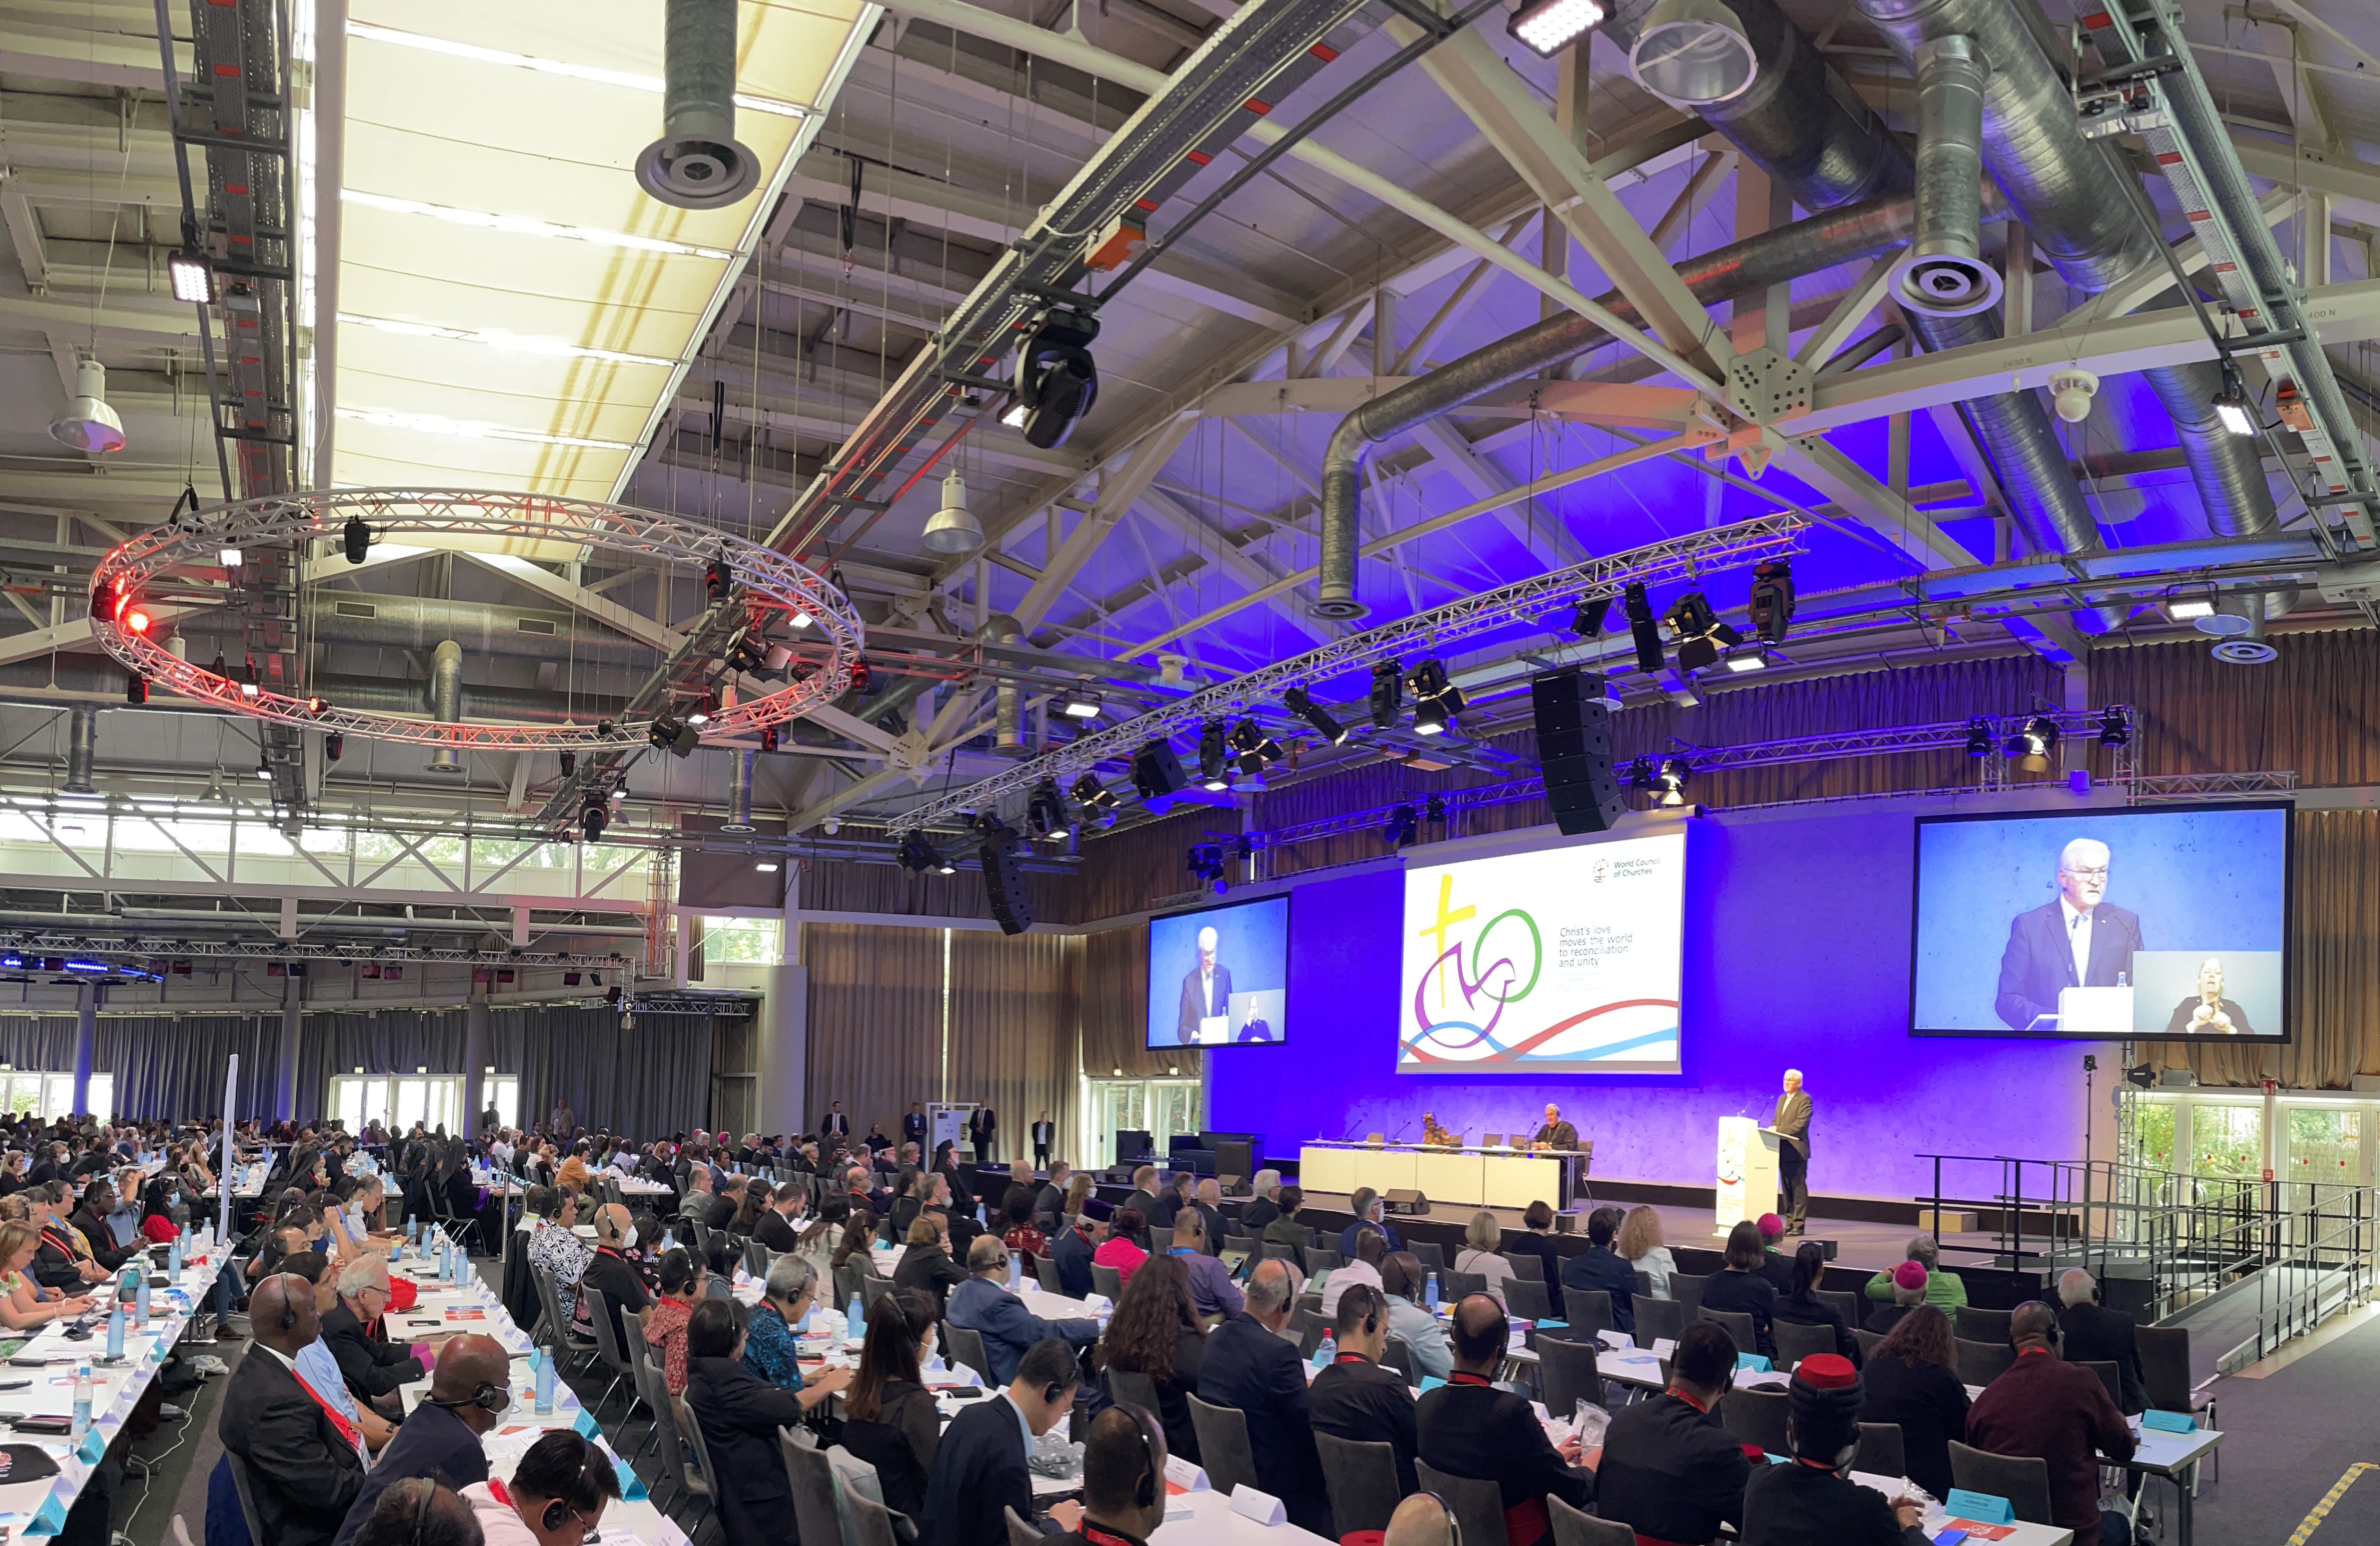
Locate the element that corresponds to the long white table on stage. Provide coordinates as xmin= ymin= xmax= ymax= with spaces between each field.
xmin=1300 ymin=1142 xmax=1563 ymax=1209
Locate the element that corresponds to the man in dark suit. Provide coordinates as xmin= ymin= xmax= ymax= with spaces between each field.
xmin=1593 ymin=1321 xmax=1748 ymax=1544
xmin=1176 ymin=925 xmax=1233 ymax=1039
xmin=922 ymin=1338 xmax=1085 ymax=1546
xmin=1558 ymin=1206 xmax=1636 ymax=1335
xmin=968 ymin=1102 xmax=998 ymax=1166
xmin=1531 ymin=1103 xmax=1579 ymax=1151
xmin=219 ymin=1274 xmax=368 ymax=1546
xmin=1197 ymin=1259 xmax=1330 ymax=1534
xmin=819 ymin=1101 xmax=850 ymax=1140
xmin=903 ymin=1102 xmax=928 ymax=1151
xmin=2056 ymin=1268 xmax=2148 ymax=1414
xmin=753 ymin=1181 xmax=806 ymax=1253
xmin=1308 ymin=1284 xmax=1419 ymax=1494
xmin=1030 ymin=1111 xmax=1056 ymax=1168
xmin=1416 ymin=1296 xmax=1595 ymax=1546
xmin=1048 ymin=1215 xmax=1101 ymax=1299
xmin=319 ymin=1256 xmax=421 ymax=1415
xmin=1995 ymin=836 xmax=2145 ymax=1032
xmin=328 ymin=1335 xmax=508 ymax=1546
xmin=1771 ymin=1070 xmax=1813 ymax=1235
xmin=1034 ymin=1161 xmax=1073 ymax=1228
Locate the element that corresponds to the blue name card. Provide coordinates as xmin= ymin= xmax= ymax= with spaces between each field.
xmin=2141 ymin=1409 xmax=2197 ymax=1433
xmin=1943 ymin=1488 xmax=2013 ymax=1524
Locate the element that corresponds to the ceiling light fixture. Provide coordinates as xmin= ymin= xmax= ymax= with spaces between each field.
xmin=1963 ymin=717 xmax=1993 ymax=758
xmin=1368 ymin=660 xmax=1404 ymax=729
xmin=1196 ymin=720 xmax=1232 ymax=791
xmin=2003 ymin=714 xmax=2060 ymax=773
xmin=2213 ymin=364 xmax=2257 ymax=437
xmin=921 ymin=468 xmax=983 ymax=553
xmin=1509 ymin=0 xmax=1607 ymax=56
xmin=166 ymin=249 xmax=215 ymax=304
xmin=1664 ymin=590 xmax=1742 ymax=674
xmin=2165 ymin=585 xmax=2217 ymax=621
xmin=48 ymin=359 xmax=125 ymax=454
xmin=1404 ymin=658 xmax=1464 ymax=734
xmin=2097 ymin=706 xmax=2130 ymax=747
xmin=1656 ymin=756 xmax=1692 ymax=806
xmin=1282 ymin=684 xmax=1347 ymax=746
xmin=343 ymin=21 xmax=810 ymax=117
xmin=754 ymin=860 xmax=780 ymax=872
xmin=1747 ymin=559 xmax=1794 ymax=643
xmin=1010 ymin=306 xmax=1101 ymax=450
xmin=335 ymin=312 xmax=676 ymax=368
xmin=1058 ymin=685 xmax=1104 ymax=719
xmin=339 ymin=189 xmax=739 ymax=260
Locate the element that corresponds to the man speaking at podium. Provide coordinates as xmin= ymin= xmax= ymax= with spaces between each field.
xmin=1176 ymin=925 xmax=1233 ymax=1040
xmin=1994 ymin=837 xmax=2144 ymax=1032
xmin=1771 ymin=1071 xmax=1811 ymax=1236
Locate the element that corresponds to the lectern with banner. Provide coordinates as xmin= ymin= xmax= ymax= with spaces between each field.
xmin=1715 ymin=1116 xmax=1780 ymax=1236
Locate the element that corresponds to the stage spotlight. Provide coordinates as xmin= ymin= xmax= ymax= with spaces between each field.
xmin=1656 ymin=756 xmax=1692 ymax=806
xmin=2124 ymin=1062 xmax=2156 ymax=1089
xmin=1509 ymin=0 xmax=1607 ymax=57
xmin=1010 ymin=305 xmax=1101 ymax=450
xmin=1282 ymin=685 xmax=1348 ymax=746
xmin=1071 ymin=774 xmax=1121 ymax=816
xmin=1369 ymin=660 xmax=1404 ymax=729
xmin=1623 ymin=582 xmax=1664 ymax=673
xmin=1186 ymin=844 xmax=1227 ymax=884
xmin=2097 ymin=705 xmax=2130 ymax=747
xmin=726 ymin=632 xmax=768 ymax=674
xmin=326 ymin=733 xmax=344 ymax=762
xmin=1228 ymin=717 xmax=1283 ymax=775
xmin=1571 ymin=594 xmax=1612 ymax=638
xmin=647 ymin=715 xmax=700 ymax=757
xmin=125 ymin=673 xmax=147 ymax=705
xmin=760 ymin=726 xmax=781 ymax=754
xmin=705 ymin=555 xmax=733 ymax=602
xmin=1748 ymin=559 xmax=1794 ymax=643
xmin=1412 ymin=696 xmax=1452 ymax=735
xmin=1963 ymin=717 xmax=1994 ymax=758
xmin=581 ymin=800 xmax=607 ymax=841
xmin=343 ymin=515 xmax=371 ymax=565
xmin=1664 ymin=590 xmax=1742 ymax=674
xmin=1628 ymin=756 xmax=1657 ymax=792
xmin=1196 ymin=719 xmax=1231 ymax=790
xmin=897 ymin=833 xmax=956 ymax=876
xmin=2213 ymin=364 xmax=2256 ymax=437
xmin=1424 ymin=793 xmax=1448 ymax=824
xmin=255 ymin=759 xmax=273 ymax=782
xmin=2165 ymin=584 xmax=2217 ymax=621
xmin=1721 ymin=642 xmax=1769 ymax=673
xmin=1131 ymin=740 xmax=1190 ymax=811
xmin=1405 ymin=659 xmax=1465 ymax=734
xmin=1026 ymin=778 xmax=1072 ymax=840
xmin=1383 ymin=803 xmax=1420 ymax=847
xmin=1058 ymin=684 xmax=1104 ymax=719
xmin=2002 ymin=714 xmax=2060 ymax=773
xmin=165 ymin=248 xmax=215 ymax=304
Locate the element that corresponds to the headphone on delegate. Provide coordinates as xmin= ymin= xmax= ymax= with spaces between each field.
xmin=275 ymin=1273 xmax=304 ymax=1333
xmin=1116 ymin=1401 xmax=1164 ymax=1511
xmin=1345 ymin=1285 xmax=1384 ymax=1340
xmin=410 ymin=1477 xmax=436 ymax=1546
xmin=426 ymin=1379 xmax=511 ymax=1415
xmin=1414 ymin=1491 xmax=1462 ymax=1546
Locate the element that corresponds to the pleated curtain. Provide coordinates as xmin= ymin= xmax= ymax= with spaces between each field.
xmin=802 ymin=922 xmax=945 ymax=1143
xmin=947 ymin=930 xmax=1081 ymax=1168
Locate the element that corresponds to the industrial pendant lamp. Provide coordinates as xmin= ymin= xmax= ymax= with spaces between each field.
xmin=50 ymin=358 xmax=126 ymax=454
xmin=921 ymin=467 xmax=983 ymax=553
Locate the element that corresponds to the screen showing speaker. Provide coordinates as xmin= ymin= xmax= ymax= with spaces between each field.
xmin=1909 ymin=802 xmax=2291 ymax=1039
xmin=1398 ymin=831 xmax=1686 ymax=1074
xmin=1146 ymin=894 xmax=1290 ymax=1049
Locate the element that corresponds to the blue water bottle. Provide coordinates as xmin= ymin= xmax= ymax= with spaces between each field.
xmin=1425 ymin=1271 xmax=1440 ymax=1312
xmin=167 ymin=1232 xmax=181 ymax=1275
xmin=533 ymin=1349 xmax=555 ymax=1414
xmin=70 ymin=1364 xmax=91 ymax=1440
xmin=135 ymin=1269 xmax=151 ymax=1325
xmin=847 ymin=1291 xmax=863 ymax=1337
xmin=104 ymin=1306 xmax=124 ymax=1361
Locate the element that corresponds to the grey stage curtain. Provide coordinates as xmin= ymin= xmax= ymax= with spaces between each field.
xmin=0 ymin=1019 xmax=82 ymax=1078
xmin=295 ymin=1011 xmax=469 ymax=1123
xmin=1080 ymin=924 xmax=1196 ymax=1081
xmin=495 ymin=1007 xmax=719 ymax=1142
xmin=947 ymin=930 xmax=1080 ymax=1169
xmin=99 ymin=1016 xmax=282 ymax=1121
xmin=803 ymin=922 xmax=945 ymax=1141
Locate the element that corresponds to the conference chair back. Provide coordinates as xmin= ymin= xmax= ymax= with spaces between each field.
xmin=860 ymin=1270 xmax=895 ymax=1317
xmin=1408 ymin=1241 xmax=1447 ymax=1275
xmin=1631 ymin=1296 xmax=1685 ymax=1347
xmin=1260 ymin=1241 xmax=1301 ymax=1265
xmin=1308 ymin=1247 xmax=1343 ymax=1272
xmin=1108 ymin=1369 xmax=1163 ymax=1421
xmin=1817 ymin=1289 xmax=1865 ymax=1329
xmin=632 ymin=1340 xmax=710 ymax=1511
xmin=945 ymin=1323 xmax=990 ymax=1383
xmin=1380 ymin=1338 xmax=1417 ymax=1387
xmin=1949 ymin=1441 xmax=2056 ymax=1525
xmin=1416 ymin=1460 xmax=1509 ymax=1546
xmin=1856 ymin=1423 xmax=1906 ymax=1479
xmin=222 ymin=1451 xmax=268 ymax=1546
xmin=1440 ymin=1269 xmax=1488 ymax=1303
xmin=1535 ymin=1331 xmax=1605 ymax=1416
xmin=579 ymin=1283 xmax=638 ymax=1416
xmin=1314 ymin=1433 xmax=1403 ymax=1536
xmin=1558 ymin=1288 xmax=1612 ymax=1342
xmin=1954 ymin=1337 xmax=2016 ymax=1387
xmin=1288 ymin=1305 xmax=1329 ymax=1359
xmin=1186 ymin=1393 xmax=1259 ymax=1497
xmin=678 ymin=1395 xmax=725 ymax=1505
xmin=1633 ymin=1271 xmax=1654 ymax=1298
xmin=1091 ymin=1263 xmax=1124 ymax=1301
xmin=1548 ymin=1493 xmax=1633 ymax=1546
xmin=1699 ymin=1308 xmax=1757 ymax=1356
xmin=1505 ymin=1250 xmax=1544 ymax=1282
xmin=780 ymin=1429 xmax=846 ymax=1546
xmin=2078 ymin=1359 xmax=2122 ymax=1410
xmin=531 ymin=1266 xmax=599 ymax=1367
xmin=742 ymin=1238 xmax=769 ymax=1279
xmin=1956 ymin=1305 xmax=2015 ymax=1345
xmin=1505 ymin=1276 xmax=1554 ymax=1322
xmin=2135 ymin=1324 xmax=2198 ymax=1412
xmin=1034 ymin=1255 xmax=1064 ymax=1295
xmin=1006 ymin=1506 xmax=1048 ymax=1546
xmin=1770 ymin=1319 xmax=1838 ymax=1372
xmin=845 ymin=1483 xmax=901 ymax=1546
xmin=833 ymin=1259 xmax=864 ymax=1310
xmin=1669 ymin=1272 xmax=1709 ymax=1316
xmin=1852 ymin=1327 xmax=1884 ymax=1359
xmin=1724 ymin=1383 xmax=1791 ymax=1455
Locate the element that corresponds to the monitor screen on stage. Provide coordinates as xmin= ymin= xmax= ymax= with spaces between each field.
xmin=1910 ymin=803 xmax=2292 ymax=1040
xmin=1397 ymin=830 xmax=1687 ymax=1075
xmin=1146 ymin=894 xmax=1291 ymax=1049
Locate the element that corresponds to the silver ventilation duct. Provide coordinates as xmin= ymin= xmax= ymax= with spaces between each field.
xmin=1897 ymin=36 xmax=1999 ymax=317
xmin=636 ymin=0 xmax=759 ymax=210
xmin=979 ymin=613 xmax=1028 ymax=757
xmin=723 ymin=750 xmax=757 ymax=832
xmin=64 ymin=706 xmax=96 ymax=795
xmin=1852 ymin=0 xmax=2277 ymax=539
xmin=425 ymin=640 xmax=465 ymax=775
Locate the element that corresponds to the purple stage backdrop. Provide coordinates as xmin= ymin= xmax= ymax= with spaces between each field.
xmin=1207 ymin=803 xmax=2095 ymax=1202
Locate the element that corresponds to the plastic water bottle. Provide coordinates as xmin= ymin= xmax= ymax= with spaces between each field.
xmin=1425 ymin=1272 xmax=1440 ymax=1312
xmin=70 ymin=1365 xmax=91 ymax=1440
xmin=104 ymin=1306 xmax=124 ymax=1362
xmin=408 ymin=1217 xmax=420 ymax=1244
xmin=847 ymin=1291 xmax=864 ymax=1337
xmin=1008 ymin=1251 xmax=1023 ymax=1292
xmin=135 ymin=1270 xmax=150 ymax=1326
xmin=1314 ymin=1330 xmax=1336 ymax=1369
xmin=532 ymin=1349 xmax=554 ymax=1415
xmin=167 ymin=1233 xmax=181 ymax=1275
xmin=662 ymin=1229 xmax=675 ymax=1254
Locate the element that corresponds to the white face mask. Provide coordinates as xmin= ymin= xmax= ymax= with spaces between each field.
xmin=622 ymin=1225 xmax=638 ymax=1250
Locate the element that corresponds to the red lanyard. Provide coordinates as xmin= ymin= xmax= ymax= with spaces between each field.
xmin=289 ymin=1367 xmax=362 ymax=1450
xmin=1080 ymin=1527 xmax=1141 ymax=1546
xmin=1449 ymin=1371 xmax=1494 ymax=1387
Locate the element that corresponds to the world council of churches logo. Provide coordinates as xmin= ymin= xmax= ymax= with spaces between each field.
xmin=1590 ymin=859 xmax=1609 ymax=884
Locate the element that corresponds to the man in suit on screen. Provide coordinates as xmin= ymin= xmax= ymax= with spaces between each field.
xmin=1175 ymin=925 xmax=1234 ymax=1041
xmin=1994 ymin=837 xmax=2145 ymax=1031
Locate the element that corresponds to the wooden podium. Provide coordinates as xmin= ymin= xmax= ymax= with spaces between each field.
xmin=1714 ymin=1116 xmax=1781 ymax=1236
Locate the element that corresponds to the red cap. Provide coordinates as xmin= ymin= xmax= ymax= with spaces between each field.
xmin=1893 ymin=1260 xmax=1930 ymax=1292
xmin=1757 ymin=1213 xmax=1783 ymax=1237
xmin=1795 ymin=1353 xmax=1858 ymax=1391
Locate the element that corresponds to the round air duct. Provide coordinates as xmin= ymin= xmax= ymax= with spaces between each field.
xmin=921 ymin=469 xmax=983 ymax=553
xmin=2208 ymin=592 xmax=2276 ymax=665
xmin=1630 ymin=0 xmax=1760 ymax=107
xmin=425 ymin=640 xmax=466 ymax=773
xmin=1893 ymin=36 xmax=2001 ymax=318
xmin=635 ymin=0 xmax=760 ymax=210
xmin=49 ymin=359 xmax=126 ymax=455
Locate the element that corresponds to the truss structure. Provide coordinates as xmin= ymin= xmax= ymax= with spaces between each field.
xmin=90 ymin=489 xmax=865 ymax=751
xmin=0 ymin=934 xmax=624 ymax=969
xmin=889 ymin=513 xmax=1807 ymax=834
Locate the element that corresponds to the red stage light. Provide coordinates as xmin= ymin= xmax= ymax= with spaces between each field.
xmin=124 ymin=609 xmax=150 ymax=634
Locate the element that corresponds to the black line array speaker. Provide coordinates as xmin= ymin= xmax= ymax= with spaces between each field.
xmin=979 ymin=824 xmax=1035 ymax=935
xmin=1531 ymin=666 xmax=1626 ymax=835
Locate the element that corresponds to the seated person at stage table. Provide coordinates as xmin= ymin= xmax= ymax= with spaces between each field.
xmin=1740 ymin=1355 xmax=1931 ymax=1546
xmin=1308 ymin=1282 xmax=1419 ymax=1494
xmin=1864 ymin=1261 xmax=1931 ymax=1335
xmin=1319 ymin=1225 xmax=1387 ymax=1316
xmin=1557 ymin=1205 xmax=1636 ymax=1335
xmin=1862 ymin=1235 xmax=1967 ymax=1310
xmin=1531 ymin=1103 xmax=1578 ymax=1151
xmin=1416 ymin=1296 xmax=1595 ymax=1546
xmin=1338 ymin=1187 xmax=1403 ymax=1256
xmin=1380 ymin=1252 xmax=1453 ymax=1383
xmin=1197 ymin=1258 xmax=1331 ymax=1535
xmin=1964 ymin=1301 xmax=2137 ymax=1546
xmin=2165 ymin=956 xmax=2256 ymax=1037
xmin=1452 ymin=1209 xmax=1516 ymax=1306
xmin=2056 ymin=1267 xmax=2149 ymax=1415
xmin=1771 ymin=1240 xmax=1861 ymax=1365
xmin=1699 ymin=1219 xmax=1778 ymax=1360
xmin=947 ymin=1234 xmax=1102 ymax=1386
xmin=1993 ymin=837 xmax=2144 ymax=1033
xmin=1165 ymin=1207 xmax=1243 ymax=1319
xmin=1855 ymin=1305 xmax=1969 ymax=1503
xmin=1615 ymin=1204 xmax=1677 ymax=1300
xmin=1595 ymin=1321 xmax=1750 ymax=1545
xmin=1421 ymin=1112 xmax=1458 ymax=1147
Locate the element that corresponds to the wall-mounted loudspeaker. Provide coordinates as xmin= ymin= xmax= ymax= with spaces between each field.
xmin=979 ymin=823 xmax=1035 ymax=936
xmin=1530 ymin=666 xmax=1626 ymax=835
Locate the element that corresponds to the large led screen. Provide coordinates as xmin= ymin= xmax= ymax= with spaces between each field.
xmin=1397 ymin=832 xmax=1686 ymax=1074
xmin=1910 ymin=803 xmax=2291 ymax=1040
xmin=1146 ymin=894 xmax=1290 ymax=1049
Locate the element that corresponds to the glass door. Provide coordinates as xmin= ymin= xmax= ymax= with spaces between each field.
xmin=485 ymin=1078 xmax=519 ymax=1130
xmin=1150 ymin=1080 xmax=1202 ymax=1148
xmin=1089 ymin=1081 xmax=1147 ymax=1169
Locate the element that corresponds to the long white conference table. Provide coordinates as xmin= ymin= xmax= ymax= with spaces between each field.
xmin=1301 ymin=1141 xmax=1566 ymax=1209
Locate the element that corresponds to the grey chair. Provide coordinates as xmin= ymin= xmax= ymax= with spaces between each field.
xmin=1955 ymin=1336 xmax=2016 ymax=1388
xmin=1853 ymin=1327 xmax=1885 ymax=1359
xmin=1818 ymin=1288 xmax=1865 ymax=1329
xmin=222 ymin=1451 xmax=268 ymax=1546
xmin=1771 ymin=1319 xmax=1838 ymax=1371
xmin=2138 ymin=1323 xmax=2216 ymax=1482
xmin=1506 ymin=1277 xmax=1555 ymax=1322
xmin=1956 ymin=1305 xmax=2014 ymax=1345
xmin=861 ymin=1271 xmax=896 ymax=1315
xmin=678 ymin=1399 xmax=727 ymax=1539
xmin=1857 ymin=1422 xmax=1906 ymax=1479
xmin=1005 ymin=1505 xmax=1046 ymax=1546
xmin=1441 ymin=1269 xmax=1488 ymax=1303
xmin=780 ymin=1429 xmax=847 ymax=1546
xmin=1108 ymin=1368 xmax=1163 ymax=1419
xmin=1560 ymin=1287 xmax=1613 ymax=1342
xmin=578 ymin=1283 xmax=643 ymax=1419
xmin=1699 ymin=1308 xmax=1757 ymax=1356
xmin=1417 ymin=1460 xmax=1508 ymax=1546
xmin=1669 ymin=1272 xmax=1709 ymax=1316
xmin=2078 ymin=1359 xmax=2123 ymax=1411
xmin=1724 ymin=1382 xmax=1792 ymax=1454
xmin=1536 ymin=1331 xmax=1604 ymax=1416
xmin=1631 ymin=1295 xmax=1685 ymax=1346
xmin=1035 ymin=1255 xmax=1063 ymax=1295
xmin=741 ymin=1237 xmax=770 ymax=1280
xmin=1409 ymin=1241 xmax=1447 ymax=1275
xmin=1187 ymin=1392 xmax=1259 ymax=1497
xmin=1315 ymin=1433 xmax=1403 ymax=1535
xmin=1949 ymin=1441 xmax=2055 ymax=1525
xmin=1261 ymin=1241 xmax=1302 ymax=1264
xmin=1291 ymin=1306 xmax=1330 ymax=1359
xmin=1380 ymin=1338 xmax=1417 ymax=1387
xmin=1091 ymin=1262 xmax=1124 ymax=1301
xmin=530 ymin=1265 xmax=600 ymax=1371
xmin=1507 ymin=1251 xmax=1544 ymax=1282
xmin=945 ymin=1322 xmax=990 ymax=1382
xmin=832 ymin=1258 xmax=863 ymax=1309
xmin=1548 ymin=1494 xmax=1632 ymax=1546
xmin=1308 ymin=1246 xmax=1344 ymax=1272
xmin=845 ymin=1489 xmax=901 ymax=1546
xmin=1633 ymin=1271 xmax=1654 ymax=1298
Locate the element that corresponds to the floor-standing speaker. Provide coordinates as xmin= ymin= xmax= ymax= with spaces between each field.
xmin=1531 ymin=666 xmax=1626 ymax=835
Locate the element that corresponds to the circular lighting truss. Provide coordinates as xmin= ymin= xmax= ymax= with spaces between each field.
xmin=89 ymin=488 xmax=864 ymax=753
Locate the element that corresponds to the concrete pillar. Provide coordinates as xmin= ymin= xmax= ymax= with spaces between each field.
xmin=463 ymin=985 xmax=491 ymax=1135
xmin=760 ymin=884 xmax=809 ymax=1140
xmin=276 ymin=969 xmax=303 ymax=1123
xmin=71 ymin=982 xmax=95 ymax=1116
